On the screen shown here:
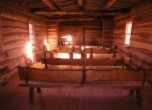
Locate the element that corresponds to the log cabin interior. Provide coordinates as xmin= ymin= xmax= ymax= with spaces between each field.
xmin=0 ymin=0 xmax=152 ymax=110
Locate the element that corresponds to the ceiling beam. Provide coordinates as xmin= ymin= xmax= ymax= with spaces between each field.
xmin=42 ymin=0 xmax=57 ymax=10
xmin=49 ymin=18 xmax=96 ymax=22
xmin=33 ymin=9 xmax=130 ymax=15
xmin=102 ymin=0 xmax=117 ymax=9
xmin=77 ymin=0 xmax=83 ymax=7
xmin=30 ymin=7 xmax=49 ymax=13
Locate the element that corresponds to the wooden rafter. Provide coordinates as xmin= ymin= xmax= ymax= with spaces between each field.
xmin=33 ymin=9 xmax=129 ymax=15
xmin=57 ymin=18 xmax=96 ymax=22
xmin=42 ymin=0 xmax=56 ymax=10
xmin=77 ymin=0 xmax=83 ymax=7
xmin=102 ymin=0 xmax=117 ymax=9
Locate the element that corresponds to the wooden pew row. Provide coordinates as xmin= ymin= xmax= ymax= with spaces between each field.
xmin=41 ymin=58 xmax=125 ymax=68
xmin=60 ymin=45 xmax=104 ymax=50
xmin=44 ymin=46 xmax=111 ymax=55
xmin=42 ymin=58 xmax=84 ymax=68
xmin=58 ymin=45 xmax=116 ymax=53
xmin=44 ymin=50 xmax=118 ymax=59
xmin=56 ymin=47 xmax=111 ymax=54
xmin=17 ymin=66 xmax=146 ymax=105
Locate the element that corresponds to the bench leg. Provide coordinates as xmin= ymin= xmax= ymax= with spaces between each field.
xmin=29 ymin=87 xmax=34 ymax=104
xmin=37 ymin=87 xmax=41 ymax=94
xmin=136 ymin=89 xmax=142 ymax=106
xmin=82 ymin=69 xmax=86 ymax=85
xmin=129 ymin=89 xmax=134 ymax=96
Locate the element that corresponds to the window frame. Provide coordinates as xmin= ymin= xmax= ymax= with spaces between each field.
xmin=124 ymin=21 xmax=133 ymax=46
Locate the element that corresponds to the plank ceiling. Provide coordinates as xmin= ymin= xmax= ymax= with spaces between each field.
xmin=1 ymin=0 xmax=143 ymax=19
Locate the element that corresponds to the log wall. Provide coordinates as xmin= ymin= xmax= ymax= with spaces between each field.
xmin=47 ymin=20 xmax=58 ymax=49
xmin=31 ymin=20 xmax=47 ymax=60
xmin=0 ymin=2 xmax=47 ymax=79
xmin=102 ymin=17 xmax=114 ymax=47
xmin=84 ymin=21 xmax=102 ymax=45
xmin=113 ymin=2 xmax=152 ymax=69
xmin=58 ymin=20 xmax=102 ymax=45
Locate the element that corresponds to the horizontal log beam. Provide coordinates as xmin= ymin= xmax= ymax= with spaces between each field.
xmin=49 ymin=18 xmax=97 ymax=22
xmin=42 ymin=0 xmax=57 ymax=10
xmin=102 ymin=0 xmax=117 ymax=9
xmin=33 ymin=9 xmax=130 ymax=16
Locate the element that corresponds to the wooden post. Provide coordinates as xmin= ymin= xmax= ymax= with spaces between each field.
xmin=136 ymin=89 xmax=142 ymax=105
xmin=44 ymin=58 xmax=48 ymax=69
xmin=37 ymin=87 xmax=41 ymax=93
xmin=79 ymin=46 xmax=81 ymax=52
xmin=50 ymin=51 xmax=53 ymax=58
xmin=43 ymin=45 xmax=46 ymax=57
xmin=72 ymin=46 xmax=75 ymax=52
xmin=56 ymin=21 xmax=59 ymax=48
xmin=83 ymin=26 xmax=85 ymax=45
xmin=102 ymin=19 xmax=104 ymax=47
xmin=129 ymin=89 xmax=134 ymax=96
xmin=90 ymin=48 xmax=93 ymax=59
xmin=82 ymin=68 xmax=86 ymax=85
xmin=70 ymin=52 xmax=73 ymax=59
xmin=29 ymin=87 xmax=34 ymax=104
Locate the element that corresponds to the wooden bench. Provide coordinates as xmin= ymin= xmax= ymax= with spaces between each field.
xmin=17 ymin=65 xmax=145 ymax=105
xmin=43 ymin=46 xmax=115 ymax=59
xmin=85 ymin=68 xmax=145 ymax=105
xmin=42 ymin=57 xmax=125 ymax=66
xmin=18 ymin=57 xmax=146 ymax=105
xmin=17 ymin=66 xmax=84 ymax=103
xmin=43 ymin=49 xmax=120 ymax=60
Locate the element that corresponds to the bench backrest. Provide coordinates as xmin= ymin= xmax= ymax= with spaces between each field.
xmin=42 ymin=58 xmax=124 ymax=66
xmin=86 ymin=69 xmax=145 ymax=82
xmin=92 ymin=53 xmax=114 ymax=59
xmin=53 ymin=48 xmax=73 ymax=53
xmin=85 ymin=58 xmax=124 ymax=66
xmin=42 ymin=58 xmax=84 ymax=66
xmin=92 ymin=48 xmax=111 ymax=54
xmin=17 ymin=66 xmax=83 ymax=84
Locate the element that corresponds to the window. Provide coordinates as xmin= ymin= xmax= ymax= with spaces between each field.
xmin=124 ymin=22 xmax=132 ymax=45
xmin=29 ymin=23 xmax=35 ymax=44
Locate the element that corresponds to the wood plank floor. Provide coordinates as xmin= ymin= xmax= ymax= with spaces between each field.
xmin=0 ymin=75 xmax=152 ymax=110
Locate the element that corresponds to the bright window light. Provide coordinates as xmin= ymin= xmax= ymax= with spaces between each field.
xmin=61 ymin=35 xmax=72 ymax=42
xmin=57 ymin=53 xmax=70 ymax=59
xmin=73 ymin=53 xmax=81 ymax=59
xmin=124 ymin=22 xmax=132 ymax=45
xmin=29 ymin=23 xmax=34 ymax=44
xmin=44 ymin=39 xmax=51 ymax=51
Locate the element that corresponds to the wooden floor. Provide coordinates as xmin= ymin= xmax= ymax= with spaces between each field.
xmin=0 ymin=75 xmax=152 ymax=110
